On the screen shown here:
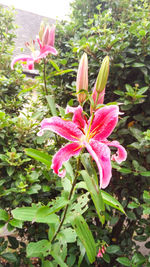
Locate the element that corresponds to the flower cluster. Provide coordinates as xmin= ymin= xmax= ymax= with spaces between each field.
xmin=97 ymin=245 xmax=107 ymax=258
xmin=38 ymin=53 xmax=127 ymax=189
xmin=11 ymin=22 xmax=57 ymax=70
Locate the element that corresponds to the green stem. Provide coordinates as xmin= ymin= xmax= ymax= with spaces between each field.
xmin=43 ymin=58 xmax=48 ymax=95
xmin=51 ymin=157 xmax=80 ymax=243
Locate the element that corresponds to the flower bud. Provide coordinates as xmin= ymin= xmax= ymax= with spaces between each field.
xmin=42 ymin=25 xmax=55 ymax=47
xmin=76 ymin=53 xmax=88 ymax=104
xmin=42 ymin=25 xmax=50 ymax=46
xmin=39 ymin=21 xmax=45 ymax=41
xmin=95 ymin=56 xmax=109 ymax=93
xmin=48 ymin=25 xmax=55 ymax=47
xmin=90 ymin=84 xmax=105 ymax=114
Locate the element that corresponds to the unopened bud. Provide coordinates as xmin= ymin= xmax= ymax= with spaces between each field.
xmin=76 ymin=53 xmax=88 ymax=104
xmin=39 ymin=21 xmax=45 ymax=41
xmin=95 ymin=56 xmax=109 ymax=93
xmin=42 ymin=26 xmax=50 ymax=46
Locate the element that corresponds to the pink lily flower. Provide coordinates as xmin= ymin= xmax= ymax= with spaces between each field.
xmin=11 ymin=26 xmax=57 ymax=70
xmin=38 ymin=105 xmax=127 ymax=189
xmin=37 ymin=25 xmax=57 ymax=58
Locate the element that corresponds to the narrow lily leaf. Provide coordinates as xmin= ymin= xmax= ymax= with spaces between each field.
xmin=46 ymin=95 xmax=57 ymax=116
xmin=51 ymin=251 xmax=68 ymax=267
xmin=25 ymin=148 xmax=52 ymax=168
xmin=71 ymin=214 xmax=96 ymax=264
xmin=49 ymin=59 xmax=60 ymax=71
xmin=49 ymin=69 xmax=75 ymax=77
xmin=81 ymin=153 xmax=98 ymax=183
xmin=101 ymin=191 xmax=125 ymax=214
xmin=64 ymin=161 xmax=74 ymax=182
xmin=18 ymin=84 xmax=36 ymax=96
xmin=81 ymin=170 xmax=105 ymax=224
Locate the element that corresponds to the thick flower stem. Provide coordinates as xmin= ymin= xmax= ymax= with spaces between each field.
xmin=51 ymin=157 xmax=80 ymax=243
xmin=43 ymin=58 xmax=48 ymax=95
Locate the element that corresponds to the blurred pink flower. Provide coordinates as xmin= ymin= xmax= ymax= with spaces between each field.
xmin=11 ymin=25 xmax=57 ymax=70
xmin=38 ymin=105 xmax=127 ymax=189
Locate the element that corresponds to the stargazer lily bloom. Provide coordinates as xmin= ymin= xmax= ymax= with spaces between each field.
xmin=38 ymin=105 xmax=127 ymax=189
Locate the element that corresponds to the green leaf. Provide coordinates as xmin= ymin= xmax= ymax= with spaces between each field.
xmin=103 ymin=253 xmax=110 ymax=263
xmin=138 ymin=86 xmax=149 ymax=95
xmin=64 ymin=161 xmax=74 ymax=182
xmin=57 ymin=228 xmax=77 ymax=243
xmin=49 ymin=69 xmax=75 ymax=77
xmin=48 ymin=197 xmax=69 ymax=214
xmin=132 ymin=63 xmax=145 ymax=67
xmin=49 ymin=59 xmax=60 ymax=71
xmin=140 ymin=171 xmax=150 ymax=177
xmin=25 ymin=148 xmax=52 ymax=168
xmin=119 ymin=168 xmax=132 ymax=174
xmin=35 ymin=206 xmax=59 ymax=223
xmin=116 ymin=257 xmax=131 ymax=266
xmin=80 ymin=170 xmax=105 ymax=224
xmin=101 ymin=191 xmax=125 ymax=214
xmin=0 ymin=209 xmax=9 ymax=221
xmin=1 ymin=253 xmax=17 ymax=263
xmin=71 ymin=214 xmax=96 ymax=264
xmin=81 ymin=153 xmax=98 ymax=182
xmin=9 ymin=219 xmax=23 ymax=228
xmin=27 ymin=240 xmax=51 ymax=258
xmin=143 ymin=190 xmax=150 ymax=203
xmin=12 ymin=206 xmax=38 ymax=221
xmin=42 ymin=261 xmax=54 ymax=267
xmin=127 ymin=202 xmax=139 ymax=209
xmin=106 ymin=245 xmax=120 ymax=254
xmin=132 ymin=252 xmax=146 ymax=265
xmin=6 ymin=166 xmax=15 ymax=176
xmin=125 ymin=84 xmax=134 ymax=93
xmin=46 ymin=95 xmax=57 ymax=116
xmin=51 ymin=251 xmax=68 ymax=267
xmin=126 ymin=211 xmax=137 ymax=220
xmin=66 ymin=193 xmax=89 ymax=223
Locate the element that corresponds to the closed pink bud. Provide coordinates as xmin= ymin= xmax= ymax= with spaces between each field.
xmin=48 ymin=25 xmax=55 ymax=47
xmin=76 ymin=53 xmax=88 ymax=104
xmin=42 ymin=26 xmax=50 ymax=46
xmin=97 ymin=249 xmax=103 ymax=258
xmin=90 ymin=84 xmax=105 ymax=113
xmin=42 ymin=25 xmax=55 ymax=47
xmin=101 ymin=246 xmax=105 ymax=254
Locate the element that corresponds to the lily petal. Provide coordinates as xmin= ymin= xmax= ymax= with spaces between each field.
xmin=85 ymin=139 xmax=112 ymax=189
xmin=52 ymin=142 xmax=82 ymax=177
xmin=11 ymin=55 xmax=34 ymax=69
xmin=106 ymin=140 xmax=127 ymax=163
xmin=65 ymin=105 xmax=86 ymax=129
xmin=90 ymin=105 xmax=119 ymax=140
xmin=37 ymin=117 xmax=83 ymax=141
xmin=39 ymin=45 xmax=58 ymax=57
